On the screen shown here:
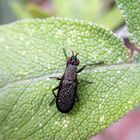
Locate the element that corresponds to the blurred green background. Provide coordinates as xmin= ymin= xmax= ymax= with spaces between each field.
xmin=0 ymin=0 xmax=124 ymax=31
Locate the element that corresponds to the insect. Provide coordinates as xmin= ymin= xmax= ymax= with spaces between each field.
xmin=51 ymin=49 xmax=103 ymax=113
xmin=51 ymin=49 xmax=86 ymax=113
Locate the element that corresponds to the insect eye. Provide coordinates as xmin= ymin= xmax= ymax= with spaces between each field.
xmin=67 ymin=57 xmax=71 ymax=64
xmin=66 ymin=56 xmax=79 ymax=65
xmin=75 ymin=59 xmax=80 ymax=65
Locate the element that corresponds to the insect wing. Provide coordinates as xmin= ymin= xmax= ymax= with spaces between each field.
xmin=56 ymin=82 xmax=76 ymax=113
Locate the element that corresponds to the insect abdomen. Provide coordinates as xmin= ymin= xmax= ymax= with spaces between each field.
xmin=56 ymin=82 xmax=76 ymax=113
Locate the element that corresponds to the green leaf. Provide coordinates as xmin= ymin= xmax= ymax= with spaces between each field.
xmin=53 ymin=0 xmax=124 ymax=30
xmin=0 ymin=18 xmax=132 ymax=140
xmin=26 ymin=3 xmax=50 ymax=18
xmin=94 ymin=6 xmax=124 ymax=30
xmin=10 ymin=0 xmax=30 ymax=19
xmin=115 ymin=0 xmax=140 ymax=46
xmin=53 ymin=0 xmax=101 ymax=20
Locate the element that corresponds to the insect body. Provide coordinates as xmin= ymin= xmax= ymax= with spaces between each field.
xmin=52 ymin=49 xmax=85 ymax=113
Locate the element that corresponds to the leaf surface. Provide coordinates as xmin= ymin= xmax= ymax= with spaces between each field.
xmin=116 ymin=0 xmax=140 ymax=46
xmin=0 ymin=18 xmax=136 ymax=140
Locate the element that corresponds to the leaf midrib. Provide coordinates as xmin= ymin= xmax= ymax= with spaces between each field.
xmin=0 ymin=63 xmax=137 ymax=92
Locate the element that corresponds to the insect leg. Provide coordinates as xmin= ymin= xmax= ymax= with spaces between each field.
xmin=80 ymin=80 xmax=93 ymax=84
xmin=92 ymin=62 xmax=104 ymax=65
xmin=49 ymin=86 xmax=60 ymax=106
xmin=49 ymin=98 xmax=55 ymax=106
xmin=49 ymin=77 xmax=62 ymax=80
xmin=77 ymin=65 xmax=86 ymax=73
xmin=52 ymin=86 xmax=60 ymax=97
xmin=77 ymin=62 xmax=104 ymax=73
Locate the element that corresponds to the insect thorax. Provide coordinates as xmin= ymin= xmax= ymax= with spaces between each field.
xmin=63 ymin=65 xmax=77 ymax=81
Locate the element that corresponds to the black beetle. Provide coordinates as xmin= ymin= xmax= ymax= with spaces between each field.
xmin=51 ymin=49 xmax=86 ymax=113
xmin=51 ymin=49 xmax=103 ymax=113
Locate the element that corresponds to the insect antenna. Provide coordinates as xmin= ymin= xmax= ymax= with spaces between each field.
xmin=71 ymin=49 xmax=74 ymax=56
xmin=63 ymin=48 xmax=68 ymax=59
xmin=71 ymin=49 xmax=79 ymax=57
xmin=75 ymin=52 xmax=79 ymax=56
